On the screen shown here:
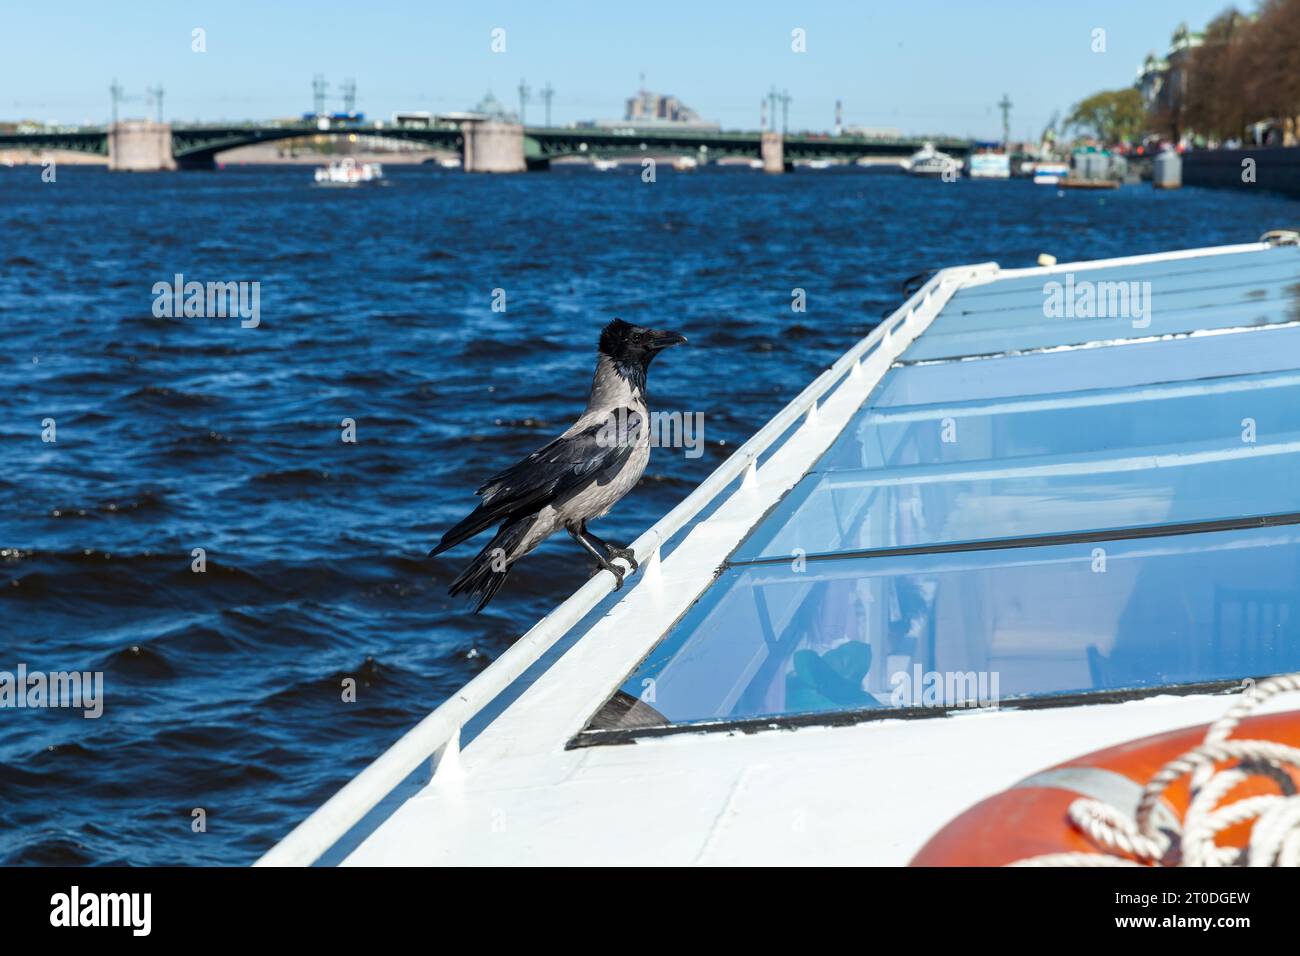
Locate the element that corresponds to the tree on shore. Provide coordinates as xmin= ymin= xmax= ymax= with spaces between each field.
xmin=1183 ymin=9 xmax=1252 ymax=140
xmin=1181 ymin=0 xmax=1300 ymax=143
xmin=1066 ymin=89 xmax=1146 ymax=145
xmin=1248 ymin=0 xmax=1300 ymax=136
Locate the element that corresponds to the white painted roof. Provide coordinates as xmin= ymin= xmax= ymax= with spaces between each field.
xmin=345 ymin=692 xmax=1296 ymax=866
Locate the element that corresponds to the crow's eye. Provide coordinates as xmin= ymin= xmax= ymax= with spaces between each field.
xmin=632 ymin=331 xmax=645 ymax=343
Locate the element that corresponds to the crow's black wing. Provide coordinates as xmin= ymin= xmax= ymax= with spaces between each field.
xmin=429 ymin=408 xmax=643 ymax=557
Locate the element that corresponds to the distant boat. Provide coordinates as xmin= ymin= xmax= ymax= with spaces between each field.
xmin=804 ymin=159 xmax=833 ymax=170
xmin=314 ymin=157 xmax=384 ymax=187
xmin=593 ymin=159 xmax=618 ymax=172
xmin=968 ymin=152 xmax=1011 ymax=179
xmin=672 ymin=156 xmax=699 ymax=171
xmin=437 ymin=157 xmax=461 ymax=169
xmin=748 ymin=158 xmax=764 ymax=170
xmin=1032 ymin=162 xmax=1069 ymax=185
xmin=1059 ymin=178 xmax=1120 ymax=190
xmin=906 ymin=142 xmax=960 ymax=178
xmin=855 ymin=156 xmax=908 ymax=172
xmin=1063 ymin=148 xmax=1120 ymax=189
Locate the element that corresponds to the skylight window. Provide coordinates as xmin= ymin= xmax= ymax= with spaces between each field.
xmin=574 ymin=247 xmax=1300 ymax=746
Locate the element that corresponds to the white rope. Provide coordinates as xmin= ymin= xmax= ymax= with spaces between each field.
xmin=1010 ymin=672 xmax=1300 ymax=867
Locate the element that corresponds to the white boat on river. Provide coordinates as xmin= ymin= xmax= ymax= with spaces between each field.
xmin=1032 ymin=161 xmax=1070 ymax=185
xmin=906 ymin=142 xmax=961 ymax=178
xmin=313 ymin=157 xmax=385 ymax=187
xmin=259 ymin=236 xmax=1300 ymax=867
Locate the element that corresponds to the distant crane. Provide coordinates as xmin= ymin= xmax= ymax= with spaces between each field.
xmin=1040 ymin=110 xmax=1061 ymax=158
xmin=780 ymin=89 xmax=791 ymax=134
xmin=342 ymin=78 xmax=357 ymax=116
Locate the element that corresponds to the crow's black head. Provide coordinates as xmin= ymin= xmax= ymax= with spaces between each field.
xmin=598 ymin=318 xmax=687 ymax=370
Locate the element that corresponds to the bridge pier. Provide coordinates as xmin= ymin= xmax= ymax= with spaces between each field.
xmin=108 ymin=121 xmax=177 ymax=172
xmin=462 ymin=120 xmax=526 ymax=173
xmin=761 ymin=132 xmax=785 ymax=174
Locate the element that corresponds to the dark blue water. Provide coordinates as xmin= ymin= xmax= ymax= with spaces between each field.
xmin=2 ymin=162 xmax=1298 ymax=865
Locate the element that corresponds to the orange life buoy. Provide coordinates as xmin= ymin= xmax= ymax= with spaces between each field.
xmin=910 ymin=710 xmax=1300 ymax=866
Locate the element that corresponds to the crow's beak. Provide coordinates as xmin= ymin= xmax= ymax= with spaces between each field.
xmin=650 ymin=329 xmax=688 ymax=349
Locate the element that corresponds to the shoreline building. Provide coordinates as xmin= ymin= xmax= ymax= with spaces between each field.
xmin=840 ymin=125 xmax=903 ymax=140
xmin=1135 ymin=23 xmax=1204 ymax=143
xmin=435 ymin=92 xmax=520 ymax=128
xmin=583 ymin=80 xmax=719 ymax=131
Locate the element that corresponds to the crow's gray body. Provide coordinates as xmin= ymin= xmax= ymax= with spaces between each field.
xmin=494 ymin=355 xmax=651 ymax=563
xmin=430 ymin=320 xmax=685 ymax=611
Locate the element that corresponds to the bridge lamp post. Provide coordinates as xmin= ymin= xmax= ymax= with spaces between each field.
xmin=110 ymin=78 xmax=124 ymax=125
xmin=541 ymin=82 xmax=554 ymax=128
xmin=518 ymin=79 xmax=531 ymax=126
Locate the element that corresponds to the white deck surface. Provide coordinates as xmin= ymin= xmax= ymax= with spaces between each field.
xmin=344 ymin=691 xmax=1289 ymax=866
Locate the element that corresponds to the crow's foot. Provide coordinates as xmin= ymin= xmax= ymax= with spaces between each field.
xmin=606 ymin=545 xmax=639 ymax=573
xmin=591 ymin=561 xmax=626 ymax=590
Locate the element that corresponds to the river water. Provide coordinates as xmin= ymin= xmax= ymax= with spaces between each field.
xmin=2 ymin=161 xmax=1298 ymax=864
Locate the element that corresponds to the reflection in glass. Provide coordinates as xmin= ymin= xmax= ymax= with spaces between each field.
xmin=597 ymin=526 xmax=1300 ymax=730
xmin=737 ymin=371 xmax=1300 ymax=562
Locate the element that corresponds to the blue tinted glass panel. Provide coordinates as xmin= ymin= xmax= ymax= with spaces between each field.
xmin=606 ymin=525 xmax=1300 ymax=727
xmin=946 ymin=246 xmax=1298 ymax=305
xmin=733 ymin=371 xmax=1300 ymax=562
xmin=734 ymin=445 xmax=1300 ymax=561
xmin=821 ymin=371 xmax=1300 ymax=471
xmin=901 ymin=248 xmax=1300 ymax=360
xmin=940 ymin=253 xmax=1300 ymax=319
xmin=873 ymin=325 xmax=1300 ymax=407
xmin=907 ymin=286 xmax=1300 ymax=360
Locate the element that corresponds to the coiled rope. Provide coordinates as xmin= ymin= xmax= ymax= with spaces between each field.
xmin=1010 ymin=672 xmax=1300 ymax=867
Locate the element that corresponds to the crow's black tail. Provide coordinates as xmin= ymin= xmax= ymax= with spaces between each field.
xmin=446 ymin=521 xmax=527 ymax=612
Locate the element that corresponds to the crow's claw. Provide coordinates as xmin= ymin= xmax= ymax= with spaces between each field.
xmin=608 ymin=546 xmax=639 ymax=573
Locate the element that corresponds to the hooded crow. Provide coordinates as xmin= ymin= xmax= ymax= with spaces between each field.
xmin=430 ymin=318 xmax=687 ymax=611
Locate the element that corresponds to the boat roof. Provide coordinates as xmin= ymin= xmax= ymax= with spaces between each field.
xmin=259 ymin=238 xmax=1300 ymax=866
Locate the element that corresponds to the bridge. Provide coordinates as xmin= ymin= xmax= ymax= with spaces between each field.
xmin=0 ymin=121 xmax=971 ymax=173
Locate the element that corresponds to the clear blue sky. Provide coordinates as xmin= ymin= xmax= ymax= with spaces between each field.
xmin=1 ymin=0 xmax=1238 ymax=137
